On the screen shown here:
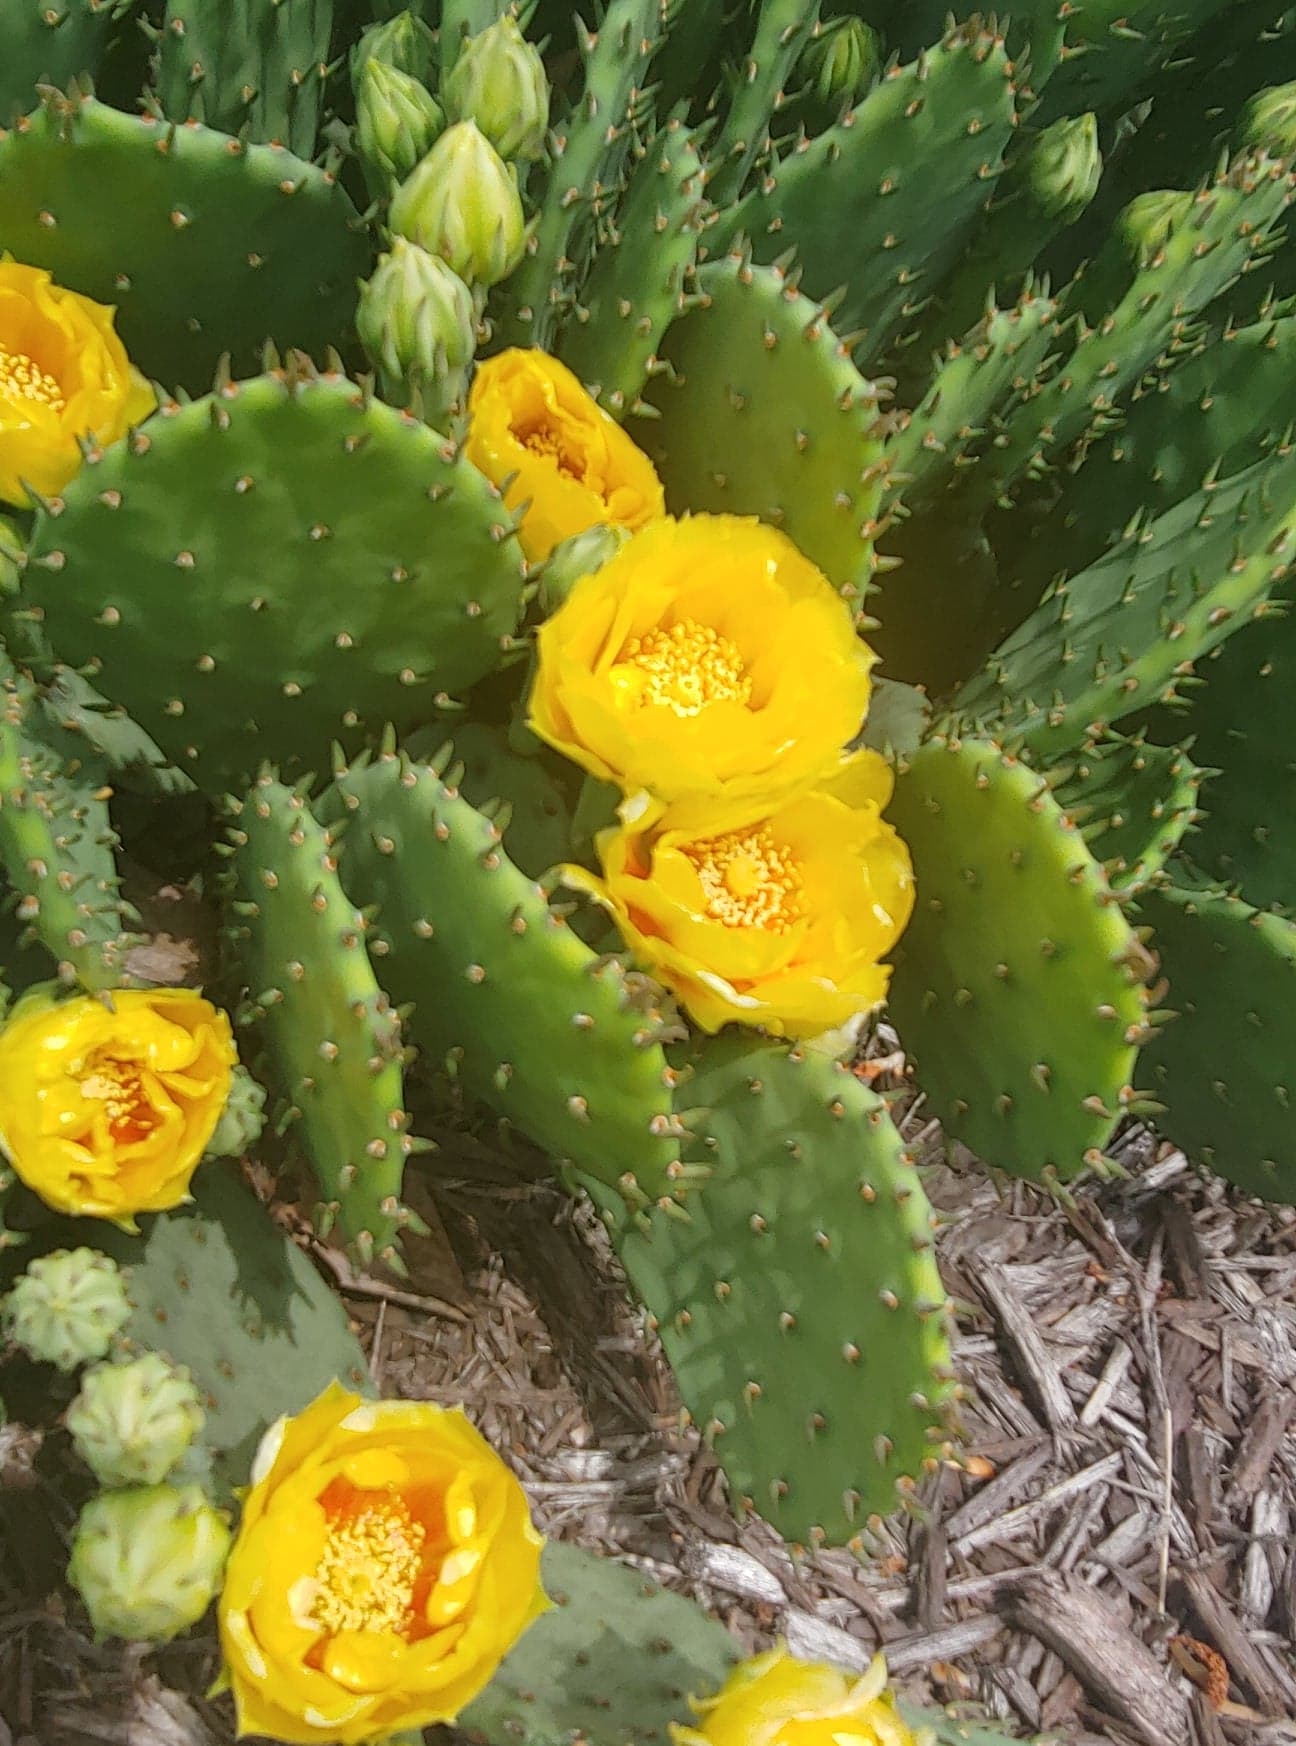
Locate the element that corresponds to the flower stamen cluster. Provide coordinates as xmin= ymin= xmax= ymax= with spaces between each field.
xmin=686 ymin=827 xmax=803 ymax=933
xmin=615 ymin=620 xmax=753 ymax=718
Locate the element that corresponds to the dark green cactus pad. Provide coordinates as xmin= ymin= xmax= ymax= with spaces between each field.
xmin=1137 ymin=880 xmax=1296 ymax=1201
xmin=1181 ymin=591 xmax=1296 ymax=909
xmin=224 ymin=775 xmax=420 ymax=1269
xmin=710 ymin=22 xmax=1018 ymax=367
xmin=154 ymin=0 xmax=334 ymax=157
xmin=953 ymin=454 xmax=1296 ymax=762
xmin=36 ymin=668 xmax=194 ymax=799
xmin=319 ymin=744 xmax=683 ymax=1205
xmin=0 ymin=93 xmax=368 ymax=390
xmin=887 ymin=735 xmax=1148 ymax=1183
xmin=706 ymin=0 xmax=822 ymax=203
xmin=0 ymin=656 xmax=134 ymax=990
xmin=461 ymin=1541 xmax=741 ymax=1746
xmin=1052 ymin=731 xmax=1205 ymax=897
xmin=1033 ymin=0 xmax=1240 ymax=124
xmin=497 ymin=0 xmax=665 ymax=350
xmin=592 ymin=1037 xmax=956 ymax=1547
xmin=403 ymin=721 xmax=575 ymax=882
xmin=637 ymin=250 xmax=886 ymax=600
xmin=86 ymin=1165 xmax=371 ymax=1487
xmin=558 ymin=118 xmax=706 ymax=417
xmin=0 ymin=2 xmax=122 ymax=120
xmin=1002 ymin=310 xmax=1296 ymax=600
xmin=22 ymin=369 xmax=526 ymax=795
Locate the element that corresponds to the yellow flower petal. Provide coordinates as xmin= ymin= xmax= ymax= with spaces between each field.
xmin=0 ymin=258 xmax=153 ymax=507
xmin=0 ymin=988 xmax=235 ymax=1223
xmin=672 ymin=1649 xmax=931 ymax=1746
xmin=465 ymin=348 xmax=664 ymax=562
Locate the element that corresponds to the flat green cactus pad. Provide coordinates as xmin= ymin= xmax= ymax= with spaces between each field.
xmin=887 ymin=735 xmax=1148 ymax=1182
xmin=1052 ymin=731 xmax=1205 ymax=896
xmin=402 ymin=721 xmax=575 ymax=882
xmin=594 ymin=1038 xmax=956 ymax=1547
xmin=954 ymin=453 xmax=1296 ymax=760
xmin=1137 ymin=879 xmax=1296 ymax=1201
xmin=0 ymin=93 xmax=369 ymax=389
xmin=461 ymin=1541 xmax=741 ymax=1746
xmin=319 ymin=744 xmax=683 ymax=1206
xmin=225 ymin=775 xmax=419 ymax=1269
xmin=84 ymin=1165 xmax=371 ymax=1488
xmin=22 ymin=370 xmax=526 ymax=795
xmin=0 ymin=2 xmax=119 ymax=120
xmin=1175 ymin=587 xmax=1296 ymax=909
xmin=637 ymin=250 xmax=886 ymax=600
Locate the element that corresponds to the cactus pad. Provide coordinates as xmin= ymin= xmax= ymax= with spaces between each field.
xmin=595 ymin=1037 xmax=956 ymax=1547
xmin=93 ymin=1165 xmax=370 ymax=1486
xmin=320 ymin=744 xmax=683 ymax=1205
xmin=0 ymin=2 xmax=120 ymax=120
xmin=887 ymin=736 xmax=1148 ymax=1183
xmin=1137 ymin=880 xmax=1296 ymax=1201
xmin=639 ymin=250 xmax=886 ymax=599
xmin=225 ymin=775 xmax=419 ymax=1268
xmin=461 ymin=1541 xmax=741 ymax=1746
xmin=0 ymin=94 xmax=369 ymax=389
xmin=1052 ymin=731 xmax=1205 ymax=897
xmin=23 ymin=370 xmax=526 ymax=794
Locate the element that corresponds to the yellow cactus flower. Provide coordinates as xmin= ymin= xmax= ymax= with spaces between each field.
xmin=530 ymin=514 xmax=875 ymax=823
xmin=465 ymin=347 xmax=665 ymax=561
xmin=672 ymin=1647 xmax=934 ymax=1746
xmin=0 ymin=261 xmax=155 ymax=508
xmin=219 ymin=1381 xmax=547 ymax=1745
xmin=0 ymin=989 xmax=235 ymax=1224
xmin=566 ymin=753 xmax=914 ymax=1038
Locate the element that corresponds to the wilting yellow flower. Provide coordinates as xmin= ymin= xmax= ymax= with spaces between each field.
xmin=0 ymin=989 xmax=235 ymax=1224
xmin=465 ymin=347 xmax=665 ymax=560
xmin=530 ymin=514 xmax=875 ymax=823
xmin=219 ymin=1381 xmax=546 ymax=1745
xmin=672 ymin=1646 xmax=934 ymax=1746
xmin=566 ymin=754 xmax=914 ymax=1038
xmin=0 ymin=261 xmax=155 ymax=507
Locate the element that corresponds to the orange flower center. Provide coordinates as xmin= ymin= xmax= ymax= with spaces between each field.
xmin=311 ymin=1488 xmax=426 ymax=1638
xmin=517 ymin=417 xmax=586 ymax=481
xmin=0 ymin=346 xmax=65 ymax=412
xmin=685 ymin=826 xmax=803 ymax=931
xmin=621 ymin=619 xmax=752 ymax=718
xmin=78 ymin=1053 xmax=157 ymax=1146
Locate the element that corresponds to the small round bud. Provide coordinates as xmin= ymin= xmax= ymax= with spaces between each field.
xmin=389 ymin=120 xmax=528 ymax=289
xmin=3 ymin=1248 xmax=131 ymax=1373
xmin=68 ymin=1484 xmax=231 ymax=1642
xmin=799 ymin=16 xmax=880 ymax=111
xmin=1119 ymin=189 xmax=1196 ymax=260
xmin=1236 ymin=82 xmax=1296 ymax=157
xmin=357 ymin=238 xmax=477 ymax=424
xmin=67 ymin=1354 xmax=205 ymax=1487
xmin=205 ymin=1063 xmax=268 ymax=1160
xmin=350 ymin=9 xmax=436 ymax=82
xmin=356 ymin=58 xmax=445 ymax=195
xmin=539 ymin=523 xmax=630 ymax=614
xmin=1024 ymin=113 xmax=1101 ymax=221
xmin=443 ymin=16 xmax=550 ymax=162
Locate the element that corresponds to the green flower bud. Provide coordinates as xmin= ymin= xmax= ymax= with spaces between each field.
xmin=357 ymin=238 xmax=477 ymax=424
xmin=1119 ymin=189 xmax=1196 ymax=260
xmin=1024 ymin=113 xmax=1101 ymax=222
xmin=356 ymin=58 xmax=445 ymax=195
xmin=389 ymin=120 xmax=528 ymax=289
xmin=1236 ymin=82 xmax=1296 ymax=157
xmin=799 ymin=16 xmax=879 ymax=110
xmin=68 ymin=1484 xmax=231 ymax=1642
xmin=3 ymin=1248 xmax=131 ymax=1373
xmin=205 ymin=1063 xmax=267 ymax=1160
xmin=443 ymin=16 xmax=549 ymax=162
xmin=351 ymin=9 xmax=437 ymax=82
xmin=539 ymin=523 xmax=630 ymax=615
xmin=67 ymin=1354 xmax=205 ymax=1487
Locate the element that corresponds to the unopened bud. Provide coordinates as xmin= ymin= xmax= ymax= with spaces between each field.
xmin=390 ymin=121 xmax=528 ymax=289
xmin=1024 ymin=113 xmax=1101 ymax=221
xmin=3 ymin=1248 xmax=131 ymax=1373
xmin=351 ymin=9 xmax=436 ymax=82
xmin=443 ymin=16 xmax=549 ymax=161
xmin=799 ymin=16 xmax=879 ymax=111
xmin=1236 ymin=81 xmax=1296 ymax=157
xmin=357 ymin=239 xmax=477 ymax=424
xmin=539 ymin=524 xmax=630 ymax=614
xmin=1119 ymin=189 xmax=1196 ymax=260
xmin=205 ymin=1063 xmax=267 ymax=1161
xmin=67 ymin=1354 xmax=205 ymax=1488
xmin=356 ymin=58 xmax=445 ymax=194
xmin=68 ymin=1484 xmax=231 ymax=1642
